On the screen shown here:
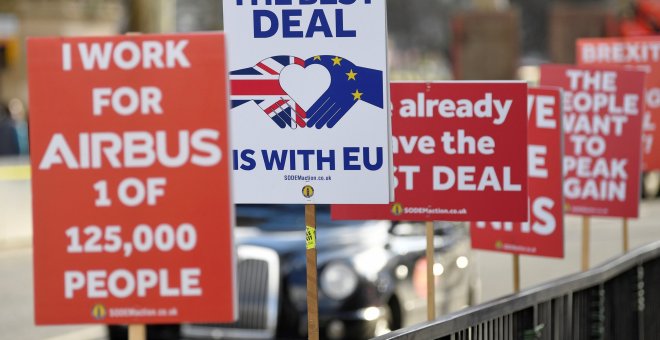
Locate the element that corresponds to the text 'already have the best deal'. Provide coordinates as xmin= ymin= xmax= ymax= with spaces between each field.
xmin=332 ymin=82 xmax=528 ymax=222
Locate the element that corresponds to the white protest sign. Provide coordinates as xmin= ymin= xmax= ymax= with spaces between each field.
xmin=223 ymin=0 xmax=391 ymax=204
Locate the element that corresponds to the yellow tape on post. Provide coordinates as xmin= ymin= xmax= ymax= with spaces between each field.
xmin=305 ymin=204 xmax=319 ymax=340
xmin=306 ymin=225 xmax=316 ymax=250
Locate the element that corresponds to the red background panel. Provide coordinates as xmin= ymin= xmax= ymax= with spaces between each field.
xmin=333 ymin=81 xmax=528 ymax=222
xmin=28 ymin=33 xmax=235 ymax=325
xmin=577 ymin=37 xmax=660 ymax=171
xmin=540 ymin=64 xmax=644 ymax=218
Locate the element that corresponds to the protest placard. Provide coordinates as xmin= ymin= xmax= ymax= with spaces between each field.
xmin=577 ymin=37 xmax=660 ymax=170
xmin=28 ymin=33 xmax=236 ymax=324
xmin=333 ymin=81 xmax=529 ymax=222
xmin=224 ymin=0 xmax=391 ymax=204
xmin=471 ymin=87 xmax=564 ymax=258
xmin=540 ymin=65 xmax=645 ymax=218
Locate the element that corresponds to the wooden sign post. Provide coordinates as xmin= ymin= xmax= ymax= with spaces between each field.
xmin=623 ymin=218 xmax=629 ymax=253
xmin=582 ymin=217 xmax=591 ymax=271
xmin=470 ymin=87 xmax=565 ymax=293
xmin=305 ymin=204 xmax=319 ymax=340
xmin=222 ymin=5 xmax=391 ymax=338
xmin=129 ymin=32 xmax=148 ymax=340
xmin=577 ymin=38 xmax=660 ymax=261
xmin=333 ymin=81 xmax=529 ymax=324
xmin=540 ymin=64 xmax=645 ymax=274
xmin=425 ymin=221 xmax=436 ymax=321
xmin=129 ymin=325 xmax=146 ymax=340
xmin=512 ymin=254 xmax=521 ymax=293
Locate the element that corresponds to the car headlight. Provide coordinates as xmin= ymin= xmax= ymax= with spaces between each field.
xmin=320 ymin=262 xmax=358 ymax=300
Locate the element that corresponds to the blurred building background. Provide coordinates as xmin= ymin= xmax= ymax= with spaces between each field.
xmin=0 ymin=0 xmax=124 ymax=106
xmin=0 ymin=0 xmax=640 ymax=143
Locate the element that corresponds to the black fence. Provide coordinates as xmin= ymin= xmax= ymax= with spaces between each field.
xmin=374 ymin=241 xmax=660 ymax=340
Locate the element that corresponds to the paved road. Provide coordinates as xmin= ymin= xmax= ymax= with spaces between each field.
xmin=0 ymin=157 xmax=31 ymax=249
xmin=475 ymin=198 xmax=660 ymax=301
xmin=0 ymin=248 xmax=106 ymax=340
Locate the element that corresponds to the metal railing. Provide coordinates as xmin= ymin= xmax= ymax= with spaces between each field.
xmin=375 ymin=241 xmax=660 ymax=340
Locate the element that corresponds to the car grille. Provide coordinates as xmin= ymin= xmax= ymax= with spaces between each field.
xmin=182 ymin=246 xmax=280 ymax=339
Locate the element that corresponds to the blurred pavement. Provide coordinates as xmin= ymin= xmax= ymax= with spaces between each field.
xmin=475 ymin=199 xmax=660 ymax=301
xmin=0 ymin=248 xmax=106 ymax=340
xmin=0 ymin=157 xmax=31 ymax=249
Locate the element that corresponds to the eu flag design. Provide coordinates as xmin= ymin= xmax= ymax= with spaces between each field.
xmin=230 ymin=55 xmax=383 ymax=129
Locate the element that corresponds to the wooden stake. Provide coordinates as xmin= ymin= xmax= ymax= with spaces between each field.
xmin=305 ymin=204 xmax=319 ymax=340
xmin=582 ymin=216 xmax=590 ymax=271
xmin=126 ymin=31 xmax=146 ymax=340
xmin=128 ymin=324 xmax=146 ymax=340
xmin=623 ymin=218 xmax=629 ymax=253
xmin=512 ymin=254 xmax=520 ymax=293
xmin=425 ymin=221 xmax=436 ymax=321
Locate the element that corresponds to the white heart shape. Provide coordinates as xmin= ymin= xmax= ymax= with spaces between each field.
xmin=279 ymin=64 xmax=331 ymax=112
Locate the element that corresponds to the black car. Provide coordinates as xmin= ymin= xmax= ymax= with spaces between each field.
xmin=110 ymin=204 xmax=478 ymax=340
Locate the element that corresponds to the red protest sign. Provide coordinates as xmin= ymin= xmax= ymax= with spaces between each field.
xmin=28 ymin=34 xmax=236 ymax=325
xmin=540 ymin=65 xmax=645 ymax=218
xmin=332 ymin=81 xmax=528 ymax=222
xmin=471 ymin=87 xmax=564 ymax=258
xmin=576 ymin=37 xmax=660 ymax=171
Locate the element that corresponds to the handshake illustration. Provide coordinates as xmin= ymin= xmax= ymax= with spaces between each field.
xmin=230 ymin=55 xmax=384 ymax=129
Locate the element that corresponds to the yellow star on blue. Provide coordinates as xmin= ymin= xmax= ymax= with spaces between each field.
xmin=346 ymin=69 xmax=357 ymax=80
xmin=332 ymin=56 xmax=343 ymax=66
xmin=352 ymin=89 xmax=363 ymax=101
xmin=313 ymin=55 xmax=321 ymax=61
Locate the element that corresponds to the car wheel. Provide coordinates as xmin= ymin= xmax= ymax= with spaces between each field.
xmin=643 ymin=171 xmax=660 ymax=198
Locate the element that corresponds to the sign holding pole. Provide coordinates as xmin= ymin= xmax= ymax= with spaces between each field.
xmin=470 ymin=86 xmax=564 ymax=291
xmin=124 ymin=32 xmax=146 ymax=340
xmin=582 ymin=217 xmax=590 ymax=271
xmin=576 ymin=37 xmax=660 ymax=255
xmin=333 ymin=81 xmax=529 ymax=318
xmin=540 ymin=65 xmax=645 ymax=271
xmin=28 ymin=34 xmax=237 ymax=325
xmin=129 ymin=325 xmax=146 ymax=340
xmin=222 ymin=2 xmax=391 ymax=338
xmin=512 ymin=254 xmax=521 ymax=293
xmin=305 ymin=204 xmax=319 ymax=340
xmin=623 ymin=218 xmax=630 ymax=252
xmin=425 ymin=221 xmax=436 ymax=321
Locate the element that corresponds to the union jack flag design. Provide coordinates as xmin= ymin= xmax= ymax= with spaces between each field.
xmin=230 ymin=56 xmax=307 ymax=129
